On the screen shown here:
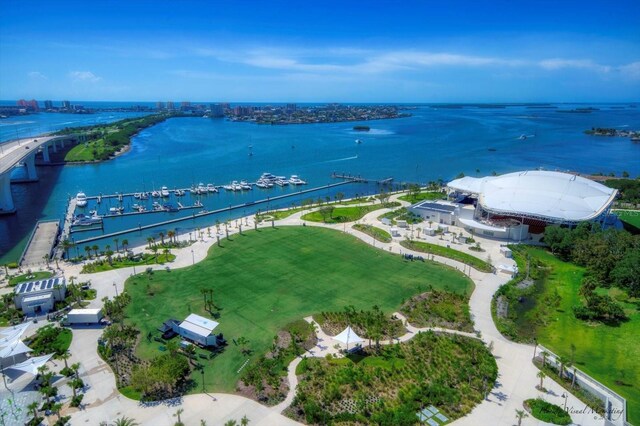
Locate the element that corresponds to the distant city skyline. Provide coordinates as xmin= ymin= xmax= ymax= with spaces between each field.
xmin=1 ymin=0 xmax=639 ymax=102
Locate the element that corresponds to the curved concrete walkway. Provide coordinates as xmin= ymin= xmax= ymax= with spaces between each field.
xmin=33 ymin=194 xmax=602 ymax=425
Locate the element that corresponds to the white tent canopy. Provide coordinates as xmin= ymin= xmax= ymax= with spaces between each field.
xmin=0 ymin=340 xmax=32 ymax=359
xmin=0 ymin=328 xmax=29 ymax=348
xmin=0 ymin=323 xmax=30 ymax=337
xmin=3 ymin=353 xmax=54 ymax=376
xmin=333 ymin=326 xmax=365 ymax=347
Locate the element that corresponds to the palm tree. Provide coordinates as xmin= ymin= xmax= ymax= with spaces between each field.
xmin=515 ymin=409 xmax=528 ymax=426
xmin=92 ymin=244 xmax=99 ymax=257
xmin=112 ymin=417 xmax=139 ymax=426
xmin=159 ymin=232 xmax=165 ymax=246
xmin=60 ymin=350 xmax=71 ymax=371
xmin=537 ymin=370 xmax=546 ymax=390
xmin=240 ymin=415 xmax=250 ymax=426
xmin=151 ymin=246 xmax=159 ymax=262
xmin=113 ymin=238 xmax=120 ymax=253
xmin=122 ymin=239 xmax=129 ymax=252
xmin=61 ymin=239 xmax=72 ymax=259
xmin=43 ymin=254 xmax=50 ymax=267
xmin=146 ymin=237 xmax=154 ymax=249
xmin=173 ymin=408 xmax=184 ymax=425
xmin=540 ymin=350 xmax=548 ymax=368
xmin=51 ymin=402 xmax=63 ymax=420
xmin=163 ymin=248 xmax=170 ymax=260
xmin=85 ymin=246 xmax=92 ymax=259
xmin=167 ymin=231 xmax=175 ymax=245
xmin=105 ymin=245 xmax=114 ymax=265
xmin=27 ymin=401 xmax=39 ymax=422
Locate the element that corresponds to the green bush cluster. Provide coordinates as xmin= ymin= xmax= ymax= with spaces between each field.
xmin=525 ymin=398 xmax=572 ymax=425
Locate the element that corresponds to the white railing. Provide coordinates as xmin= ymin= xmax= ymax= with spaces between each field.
xmin=537 ymin=344 xmax=631 ymax=426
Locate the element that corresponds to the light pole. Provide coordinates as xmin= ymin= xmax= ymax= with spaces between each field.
xmin=113 ymin=282 xmax=118 ymax=297
xmin=191 ymin=249 xmax=195 ymax=265
xmin=561 ymin=393 xmax=568 ymax=411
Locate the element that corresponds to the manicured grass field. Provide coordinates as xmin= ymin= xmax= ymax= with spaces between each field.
xmin=400 ymin=240 xmax=493 ymax=272
xmin=397 ymin=191 xmax=446 ymax=203
xmin=614 ymin=210 xmax=640 ymax=232
xmin=124 ymin=226 xmax=473 ymax=394
xmin=522 ymin=248 xmax=640 ymax=425
xmin=81 ymin=253 xmax=176 ymax=273
xmin=352 ymin=224 xmax=392 ymax=243
xmin=301 ymin=203 xmax=398 ymax=223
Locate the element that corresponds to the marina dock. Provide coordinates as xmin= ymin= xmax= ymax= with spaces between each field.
xmin=72 ymin=180 xmax=354 ymax=245
xmin=20 ymin=220 xmax=60 ymax=266
xmin=332 ymin=172 xmax=394 ymax=185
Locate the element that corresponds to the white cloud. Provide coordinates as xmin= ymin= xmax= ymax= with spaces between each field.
xmin=619 ymin=61 xmax=640 ymax=80
xmin=28 ymin=71 xmax=48 ymax=80
xmin=69 ymin=71 xmax=102 ymax=83
xmin=538 ymin=58 xmax=611 ymax=73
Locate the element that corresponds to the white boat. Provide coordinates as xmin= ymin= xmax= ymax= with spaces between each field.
xmin=240 ymin=180 xmax=252 ymax=190
xmin=206 ymin=183 xmax=218 ymax=193
xmin=289 ymin=175 xmax=307 ymax=185
xmin=151 ymin=190 xmax=161 ymax=198
xmin=161 ymin=186 xmax=170 ymax=197
xmin=255 ymin=180 xmax=269 ymax=189
xmin=75 ymin=192 xmax=88 ymax=207
xmin=197 ymin=183 xmax=207 ymax=194
xmin=222 ymin=183 xmax=234 ymax=191
xmin=108 ymin=206 xmax=124 ymax=215
xmin=260 ymin=172 xmax=276 ymax=181
xmin=175 ymin=189 xmax=186 ymax=196
xmin=133 ymin=193 xmax=142 ymax=199
xmin=355 ymin=139 xmax=362 ymax=144
xmin=72 ymin=211 xmax=102 ymax=227
xmin=152 ymin=202 xmax=163 ymax=211
xmin=132 ymin=204 xmax=146 ymax=212
xmin=275 ymin=178 xmax=289 ymax=186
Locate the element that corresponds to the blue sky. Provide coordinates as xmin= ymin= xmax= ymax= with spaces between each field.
xmin=1 ymin=0 xmax=639 ymax=102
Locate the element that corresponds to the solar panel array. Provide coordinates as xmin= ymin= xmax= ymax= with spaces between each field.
xmin=15 ymin=277 xmax=64 ymax=295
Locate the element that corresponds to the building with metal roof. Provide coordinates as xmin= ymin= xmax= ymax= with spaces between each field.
xmin=13 ymin=277 xmax=66 ymax=315
xmin=445 ymin=171 xmax=617 ymax=239
xmin=172 ymin=313 xmax=221 ymax=347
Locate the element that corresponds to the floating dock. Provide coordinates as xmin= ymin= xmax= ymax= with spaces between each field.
xmin=332 ymin=172 xmax=393 ymax=184
xmin=72 ymin=180 xmax=353 ymax=245
xmin=20 ymin=220 xmax=60 ymax=266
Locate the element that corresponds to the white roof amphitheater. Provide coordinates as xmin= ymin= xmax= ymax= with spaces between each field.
xmin=447 ymin=170 xmax=617 ymax=223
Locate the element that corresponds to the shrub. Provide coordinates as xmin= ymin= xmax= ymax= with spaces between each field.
xmin=525 ymin=398 xmax=572 ymax=425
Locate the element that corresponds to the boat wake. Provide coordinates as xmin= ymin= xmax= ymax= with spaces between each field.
xmin=319 ymin=155 xmax=359 ymax=164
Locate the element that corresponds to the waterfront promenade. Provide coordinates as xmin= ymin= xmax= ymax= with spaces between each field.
xmin=1 ymin=193 xmax=613 ymax=425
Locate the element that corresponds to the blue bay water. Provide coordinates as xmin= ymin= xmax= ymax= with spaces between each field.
xmin=1 ymin=104 xmax=639 ymax=262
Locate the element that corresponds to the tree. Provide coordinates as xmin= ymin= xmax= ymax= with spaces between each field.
xmin=318 ymin=206 xmax=334 ymax=223
xmin=60 ymin=350 xmax=71 ymax=371
xmin=147 ymin=237 xmax=155 ymax=249
xmin=167 ymin=231 xmax=175 ymax=245
xmin=335 ymin=192 xmax=344 ymax=204
xmin=515 ymin=409 xmax=528 ymax=426
xmin=240 ymin=415 xmax=250 ymax=426
xmin=237 ymin=336 xmax=250 ymax=355
xmin=122 ymin=239 xmax=129 ymax=252
xmin=152 ymin=246 xmax=159 ymax=262
xmin=159 ymin=232 xmax=165 ymax=246
xmin=85 ymin=246 xmax=92 ymax=259
xmin=113 ymin=238 xmax=120 ymax=253
xmin=92 ymin=244 xmax=99 ymax=257
xmin=61 ymin=239 xmax=72 ymax=259
xmin=105 ymin=248 xmax=114 ymax=266
xmin=112 ymin=417 xmax=139 ymax=426
xmin=537 ymin=370 xmax=546 ymax=389
xmin=173 ymin=408 xmax=184 ymax=425
xmin=27 ymin=401 xmax=39 ymax=422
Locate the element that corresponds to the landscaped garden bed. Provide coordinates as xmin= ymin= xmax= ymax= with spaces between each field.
xmin=400 ymin=239 xmax=493 ymax=272
xmin=287 ymin=331 xmax=497 ymax=425
xmin=401 ymin=289 xmax=474 ymax=332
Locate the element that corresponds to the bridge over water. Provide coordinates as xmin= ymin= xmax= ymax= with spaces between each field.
xmin=0 ymin=134 xmax=80 ymax=214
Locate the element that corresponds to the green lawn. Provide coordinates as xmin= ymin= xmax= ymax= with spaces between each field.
xmin=352 ymin=224 xmax=392 ymax=243
xmin=614 ymin=210 xmax=640 ymax=232
xmin=301 ymin=203 xmax=399 ymax=223
xmin=124 ymin=226 xmax=473 ymax=394
xmin=81 ymin=253 xmax=176 ymax=273
xmin=400 ymin=240 xmax=493 ymax=272
xmin=397 ymin=191 xmax=447 ymax=204
xmin=521 ymin=248 xmax=640 ymax=425
xmin=9 ymin=271 xmax=53 ymax=286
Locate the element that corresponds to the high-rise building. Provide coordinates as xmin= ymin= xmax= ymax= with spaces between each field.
xmin=286 ymin=103 xmax=297 ymax=113
xmin=210 ymin=103 xmax=224 ymax=118
xmin=44 ymin=100 xmax=53 ymax=110
xmin=167 ymin=101 xmax=175 ymax=111
xmin=62 ymin=100 xmax=71 ymax=110
xmin=156 ymin=101 xmax=165 ymax=110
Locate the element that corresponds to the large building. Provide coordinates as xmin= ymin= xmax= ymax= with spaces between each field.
xmin=14 ymin=277 xmax=67 ymax=315
xmin=409 ymin=171 xmax=617 ymax=241
xmin=172 ymin=313 xmax=222 ymax=347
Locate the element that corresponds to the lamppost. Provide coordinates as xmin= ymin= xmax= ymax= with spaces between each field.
xmin=200 ymin=367 xmax=205 ymax=392
xmin=561 ymin=393 xmax=568 ymax=411
xmin=191 ymin=249 xmax=195 ymax=265
xmin=113 ymin=282 xmax=118 ymax=297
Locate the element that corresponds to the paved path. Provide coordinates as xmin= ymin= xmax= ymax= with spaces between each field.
xmin=4 ymin=193 xmax=606 ymax=425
